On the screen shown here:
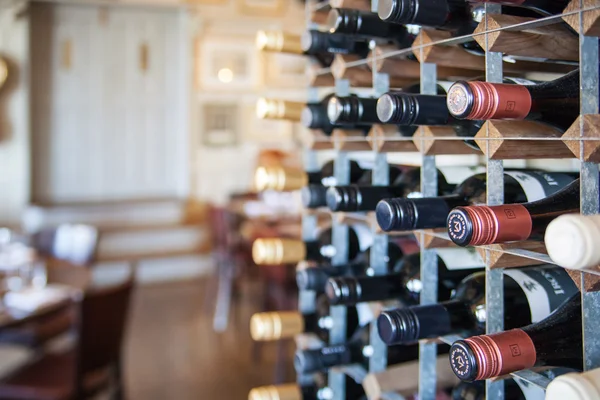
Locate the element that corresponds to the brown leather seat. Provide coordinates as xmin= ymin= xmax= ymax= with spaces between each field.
xmin=0 ymin=279 xmax=134 ymax=400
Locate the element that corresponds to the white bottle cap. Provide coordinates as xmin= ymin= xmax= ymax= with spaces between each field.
xmin=545 ymin=214 xmax=600 ymax=271
xmin=546 ymin=370 xmax=600 ymax=400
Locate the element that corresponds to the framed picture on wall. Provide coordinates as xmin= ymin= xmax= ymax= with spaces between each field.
xmin=198 ymin=39 xmax=257 ymax=90
xmin=203 ymin=103 xmax=239 ymax=147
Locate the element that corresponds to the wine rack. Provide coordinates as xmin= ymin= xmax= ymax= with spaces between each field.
xmin=292 ymin=0 xmax=600 ymax=399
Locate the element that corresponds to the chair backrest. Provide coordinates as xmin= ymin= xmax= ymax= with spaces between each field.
xmin=78 ymin=278 xmax=134 ymax=375
xmin=32 ymin=224 xmax=99 ymax=266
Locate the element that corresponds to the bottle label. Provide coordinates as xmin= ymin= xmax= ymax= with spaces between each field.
xmin=436 ymin=248 xmax=485 ymax=270
xmin=504 ymin=268 xmax=578 ymax=323
xmin=408 ymin=166 xmax=486 ymax=198
xmin=504 ymin=77 xmax=537 ymax=86
xmin=439 ymin=166 xmax=487 ymax=185
xmin=504 ymin=171 xmax=576 ymax=202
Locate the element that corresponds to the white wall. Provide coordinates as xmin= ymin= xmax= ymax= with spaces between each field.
xmin=0 ymin=3 xmax=30 ymax=226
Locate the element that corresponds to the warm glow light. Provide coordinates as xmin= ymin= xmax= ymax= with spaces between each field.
xmin=217 ymin=68 xmax=234 ymax=83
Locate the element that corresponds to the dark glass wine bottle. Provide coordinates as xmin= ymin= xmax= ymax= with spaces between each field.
xmin=449 ymin=293 xmax=583 ymax=382
xmin=255 ymin=159 xmax=365 ymax=192
xmin=252 ymin=224 xmax=372 ymax=265
xmin=325 ymin=249 xmax=484 ymax=306
xmin=376 ymin=92 xmax=482 ymax=140
xmin=447 ymin=69 xmax=583 ymax=131
xmin=256 ymin=30 xmax=333 ymax=67
xmin=327 ymin=95 xmax=380 ymax=126
xmin=250 ymin=296 xmax=359 ymax=343
xmin=378 ymin=266 xmax=578 ymax=345
xmin=301 ymin=163 xmax=407 ymax=209
xmin=376 ymin=170 xmax=577 ymax=231
xmin=301 ymin=30 xmax=371 ymax=59
xmin=447 ymin=177 xmax=583 ymax=247
xmin=327 ymin=8 xmax=417 ymax=45
xmin=327 ymin=166 xmax=481 ymax=212
xmin=302 ymin=94 xmax=373 ymax=136
xmin=294 ymin=325 xmax=426 ymax=374
xmin=296 ymin=241 xmax=407 ymax=292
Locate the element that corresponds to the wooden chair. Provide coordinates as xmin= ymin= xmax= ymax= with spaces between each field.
xmin=0 ymin=278 xmax=134 ymax=400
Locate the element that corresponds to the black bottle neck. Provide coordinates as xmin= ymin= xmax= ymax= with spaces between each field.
xmin=378 ymin=0 xmax=472 ymax=31
xmin=328 ymin=96 xmax=380 ymax=125
xmin=326 ymin=185 xmax=413 ymax=212
xmin=328 ymin=8 xmax=412 ymax=42
xmin=377 ymin=93 xmax=456 ymax=126
xmin=302 ymin=30 xmax=371 ymax=58
xmin=296 ymin=263 xmax=367 ymax=292
xmin=376 ymin=194 xmax=468 ymax=231
xmin=378 ymin=300 xmax=475 ymax=344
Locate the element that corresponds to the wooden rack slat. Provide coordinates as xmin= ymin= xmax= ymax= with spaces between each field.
xmin=332 ymin=129 xmax=371 ymax=151
xmin=562 ymin=115 xmax=600 ymax=161
xmin=413 ymin=126 xmax=482 ymax=155
xmin=563 ymin=0 xmax=600 ymax=36
xmin=474 ymin=14 xmax=579 ymax=61
xmin=303 ymin=130 xmax=334 ymax=150
xmin=307 ymin=63 xmax=335 ymax=87
xmin=367 ymin=125 xmax=418 ymax=153
xmin=476 ymin=241 xmax=548 ymax=269
xmin=417 ymin=229 xmax=456 ymax=249
xmin=331 ymin=54 xmax=417 ymax=88
xmin=413 ymin=29 xmax=575 ymax=74
xmin=474 ymin=120 xmax=573 ymax=159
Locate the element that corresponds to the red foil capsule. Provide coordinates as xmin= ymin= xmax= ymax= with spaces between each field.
xmin=447 ymin=81 xmax=532 ymax=120
xmin=447 ymin=204 xmax=533 ymax=246
xmin=460 ymin=329 xmax=537 ymax=380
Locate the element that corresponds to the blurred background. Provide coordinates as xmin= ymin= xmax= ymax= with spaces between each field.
xmin=0 ymin=0 xmax=312 ymax=398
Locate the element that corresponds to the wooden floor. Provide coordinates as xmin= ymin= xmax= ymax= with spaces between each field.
xmin=123 ymin=278 xmax=294 ymax=400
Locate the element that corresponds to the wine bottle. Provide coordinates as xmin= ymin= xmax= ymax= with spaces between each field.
xmin=249 ymin=379 xmax=366 ymax=400
xmin=296 ymin=241 xmax=407 ymax=292
xmin=250 ymin=296 xmax=359 ymax=342
xmin=447 ymin=70 xmax=582 ymax=131
xmin=376 ymin=92 xmax=482 ymax=140
xmin=327 ymin=8 xmax=417 ymax=45
xmin=544 ymin=213 xmax=600 ymax=272
xmin=376 ymin=170 xmax=577 ymax=231
xmin=326 ymin=248 xmax=484 ymax=306
xmin=450 ymin=293 xmax=583 ymax=381
xmin=294 ymin=325 xmax=424 ymax=374
xmin=301 ymin=30 xmax=371 ymax=59
xmin=328 ymin=166 xmax=487 ymax=212
xmin=327 ymin=95 xmax=380 ymax=126
xmin=545 ymin=368 xmax=600 ymax=400
xmin=254 ymin=159 xmax=365 ymax=192
xmin=252 ymin=225 xmax=373 ymax=265
xmin=447 ymin=177 xmax=582 ymax=247
xmin=256 ymin=30 xmax=332 ymax=67
xmin=378 ymin=266 xmax=578 ymax=345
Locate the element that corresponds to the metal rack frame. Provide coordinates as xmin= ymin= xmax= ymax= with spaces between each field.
xmin=299 ymin=1 xmax=600 ymax=399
